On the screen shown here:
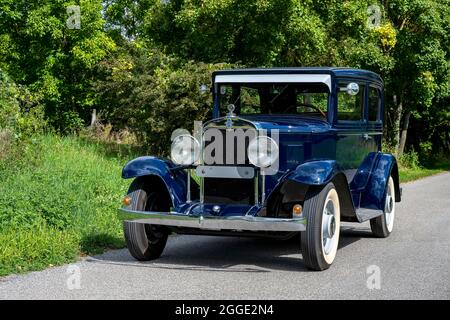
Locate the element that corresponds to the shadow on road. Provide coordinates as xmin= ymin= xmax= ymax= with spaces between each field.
xmin=86 ymin=225 xmax=375 ymax=273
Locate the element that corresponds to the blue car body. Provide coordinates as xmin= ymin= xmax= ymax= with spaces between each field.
xmin=121 ymin=68 xmax=401 ymax=232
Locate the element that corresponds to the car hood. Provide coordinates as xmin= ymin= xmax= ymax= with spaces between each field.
xmin=206 ymin=115 xmax=331 ymax=133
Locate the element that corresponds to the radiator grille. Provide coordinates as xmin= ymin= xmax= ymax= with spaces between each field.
xmin=203 ymin=178 xmax=255 ymax=205
xmin=203 ymin=128 xmax=254 ymax=166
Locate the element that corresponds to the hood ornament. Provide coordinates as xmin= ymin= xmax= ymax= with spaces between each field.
xmin=226 ymin=104 xmax=236 ymax=129
xmin=227 ymin=104 xmax=236 ymax=116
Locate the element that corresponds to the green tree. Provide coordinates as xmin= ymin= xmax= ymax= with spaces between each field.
xmin=0 ymin=0 xmax=115 ymax=132
xmin=142 ymin=0 xmax=328 ymax=66
xmin=382 ymin=0 xmax=450 ymax=155
xmin=94 ymin=43 xmax=229 ymax=154
xmin=103 ymin=0 xmax=153 ymax=39
xmin=139 ymin=0 xmax=449 ymax=156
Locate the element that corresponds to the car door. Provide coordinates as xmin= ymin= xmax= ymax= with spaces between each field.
xmin=349 ymin=84 xmax=383 ymax=195
xmin=365 ymin=84 xmax=383 ymax=153
xmin=334 ymin=80 xmax=367 ymax=184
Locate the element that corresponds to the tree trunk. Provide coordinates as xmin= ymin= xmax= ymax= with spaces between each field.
xmin=398 ymin=110 xmax=411 ymax=157
xmin=90 ymin=109 xmax=97 ymax=128
xmin=392 ymin=94 xmax=402 ymax=154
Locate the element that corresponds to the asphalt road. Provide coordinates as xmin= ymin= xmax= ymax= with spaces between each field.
xmin=1 ymin=172 xmax=449 ymax=300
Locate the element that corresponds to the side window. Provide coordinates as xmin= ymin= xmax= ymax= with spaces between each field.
xmin=368 ymin=87 xmax=381 ymax=122
xmin=240 ymin=86 xmax=260 ymax=114
xmin=296 ymin=92 xmax=328 ymax=113
xmin=337 ymin=82 xmax=364 ymax=121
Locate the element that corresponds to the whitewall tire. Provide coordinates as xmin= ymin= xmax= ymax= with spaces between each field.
xmin=370 ymin=176 xmax=396 ymax=237
xmin=301 ymin=182 xmax=341 ymax=271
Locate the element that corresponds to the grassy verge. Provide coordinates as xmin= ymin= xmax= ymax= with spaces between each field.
xmin=399 ymin=157 xmax=450 ymax=183
xmin=0 ymin=134 xmax=135 ymax=276
xmin=399 ymin=167 xmax=447 ymax=182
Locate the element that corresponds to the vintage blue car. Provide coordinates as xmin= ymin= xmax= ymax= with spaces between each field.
xmin=119 ymin=68 xmax=401 ymax=271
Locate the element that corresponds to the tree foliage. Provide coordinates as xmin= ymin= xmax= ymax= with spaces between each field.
xmin=94 ymin=43 xmax=229 ymax=153
xmin=140 ymin=0 xmax=449 ymax=155
xmin=383 ymin=0 xmax=450 ymax=155
xmin=0 ymin=0 xmax=115 ymax=132
xmin=0 ymin=0 xmax=448 ymax=157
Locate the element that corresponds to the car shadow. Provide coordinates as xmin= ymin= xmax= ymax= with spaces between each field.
xmin=87 ymin=225 xmax=375 ymax=273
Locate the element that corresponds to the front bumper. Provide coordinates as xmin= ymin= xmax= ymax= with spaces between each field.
xmin=119 ymin=208 xmax=306 ymax=232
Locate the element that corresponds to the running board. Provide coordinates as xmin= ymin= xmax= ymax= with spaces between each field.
xmin=356 ymin=208 xmax=383 ymax=222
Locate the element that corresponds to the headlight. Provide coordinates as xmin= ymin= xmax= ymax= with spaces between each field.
xmin=247 ymin=136 xmax=279 ymax=168
xmin=171 ymin=134 xmax=200 ymax=165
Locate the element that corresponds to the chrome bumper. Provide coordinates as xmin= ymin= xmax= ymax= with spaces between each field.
xmin=119 ymin=208 xmax=306 ymax=232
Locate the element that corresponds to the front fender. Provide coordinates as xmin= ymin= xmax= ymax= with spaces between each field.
xmin=290 ymin=160 xmax=339 ymax=185
xmin=265 ymin=160 xmax=357 ymax=221
xmin=122 ymin=156 xmax=187 ymax=207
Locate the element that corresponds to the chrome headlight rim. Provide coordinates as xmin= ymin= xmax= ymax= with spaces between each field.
xmin=170 ymin=134 xmax=200 ymax=166
xmin=247 ymin=135 xmax=279 ymax=168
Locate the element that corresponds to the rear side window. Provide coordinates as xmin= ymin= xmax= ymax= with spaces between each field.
xmin=368 ymin=87 xmax=381 ymax=122
xmin=337 ymin=82 xmax=364 ymax=121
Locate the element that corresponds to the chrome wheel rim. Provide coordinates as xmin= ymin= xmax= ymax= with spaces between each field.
xmin=322 ymin=198 xmax=337 ymax=255
xmin=319 ymin=188 xmax=340 ymax=265
xmin=385 ymin=177 xmax=395 ymax=232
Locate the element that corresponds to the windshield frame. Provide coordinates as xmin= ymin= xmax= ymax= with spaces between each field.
xmin=213 ymin=82 xmax=332 ymax=122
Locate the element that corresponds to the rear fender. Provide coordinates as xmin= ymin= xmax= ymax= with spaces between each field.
xmin=360 ymin=153 xmax=401 ymax=210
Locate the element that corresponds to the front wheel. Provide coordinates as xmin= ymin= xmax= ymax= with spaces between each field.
xmin=123 ymin=179 xmax=169 ymax=261
xmin=301 ymin=183 xmax=341 ymax=271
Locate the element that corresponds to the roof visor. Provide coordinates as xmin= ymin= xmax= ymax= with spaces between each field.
xmin=214 ymin=74 xmax=332 ymax=92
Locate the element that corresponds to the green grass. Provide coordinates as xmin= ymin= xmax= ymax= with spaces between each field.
xmin=399 ymin=158 xmax=450 ymax=183
xmin=0 ymin=135 xmax=135 ymax=276
xmin=399 ymin=167 xmax=447 ymax=182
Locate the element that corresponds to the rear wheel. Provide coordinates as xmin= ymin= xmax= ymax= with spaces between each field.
xmin=123 ymin=179 xmax=169 ymax=261
xmin=370 ymin=176 xmax=395 ymax=238
xmin=300 ymin=183 xmax=341 ymax=271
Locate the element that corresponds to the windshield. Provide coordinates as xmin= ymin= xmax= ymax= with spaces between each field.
xmin=218 ymin=83 xmax=329 ymax=117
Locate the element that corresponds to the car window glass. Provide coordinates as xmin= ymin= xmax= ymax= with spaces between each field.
xmin=296 ymin=92 xmax=328 ymax=113
xmin=240 ymin=87 xmax=260 ymax=114
xmin=368 ymin=87 xmax=381 ymax=122
xmin=219 ymin=83 xmax=329 ymax=117
xmin=337 ymin=83 xmax=364 ymax=121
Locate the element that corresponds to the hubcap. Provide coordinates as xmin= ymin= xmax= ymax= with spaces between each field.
xmin=322 ymin=199 xmax=337 ymax=255
xmin=385 ymin=179 xmax=395 ymax=231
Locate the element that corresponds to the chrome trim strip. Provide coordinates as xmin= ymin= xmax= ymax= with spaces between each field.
xmin=203 ymin=116 xmax=260 ymax=130
xmin=186 ymin=169 xmax=192 ymax=203
xmin=119 ymin=208 xmax=306 ymax=232
xmin=196 ymin=166 xmax=255 ymax=179
xmin=254 ymin=171 xmax=259 ymax=206
xmin=200 ymin=177 xmax=204 ymax=203
xmin=261 ymin=174 xmax=266 ymax=204
xmin=214 ymin=74 xmax=332 ymax=91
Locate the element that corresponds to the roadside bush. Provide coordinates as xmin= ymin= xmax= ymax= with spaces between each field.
xmin=0 ymin=71 xmax=19 ymax=127
xmin=398 ymin=149 xmax=421 ymax=170
xmin=0 ymin=129 xmax=13 ymax=160
xmin=130 ymin=60 xmax=221 ymax=154
xmin=0 ymin=135 xmax=131 ymax=275
xmin=0 ymin=69 xmax=46 ymax=162
xmin=382 ymin=142 xmax=423 ymax=170
xmin=95 ymin=45 xmax=232 ymax=155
